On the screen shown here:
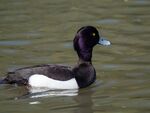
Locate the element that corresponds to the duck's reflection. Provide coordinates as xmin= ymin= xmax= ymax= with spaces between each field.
xmin=18 ymin=88 xmax=79 ymax=99
xmin=17 ymin=87 xmax=94 ymax=113
xmin=30 ymin=89 xmax=78 ymax=98
xmin=73 ymin=88 xmax=94 ymax=113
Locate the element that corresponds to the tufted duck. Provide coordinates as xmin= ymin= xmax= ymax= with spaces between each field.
xmin=0 ymin=26 xmax=111 ymax=89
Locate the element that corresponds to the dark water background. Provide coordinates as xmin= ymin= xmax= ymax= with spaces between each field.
xmin=0 ymin=0 xmax=150 ymax=113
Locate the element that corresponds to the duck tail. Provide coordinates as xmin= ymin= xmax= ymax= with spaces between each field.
xmin=0 ymin=77 xmax=7 ymax=84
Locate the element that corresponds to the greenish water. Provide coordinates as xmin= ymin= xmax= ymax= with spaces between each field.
xmin=0 ymin=0 xmax=150 ymax=113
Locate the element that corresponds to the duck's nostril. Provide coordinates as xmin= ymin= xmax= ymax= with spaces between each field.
xmin=98 ymin=37 xmax=111 ymax=46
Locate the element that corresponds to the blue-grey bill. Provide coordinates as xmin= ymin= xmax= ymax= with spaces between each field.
xmin=98 ymin=37 xmax=111 ymax=46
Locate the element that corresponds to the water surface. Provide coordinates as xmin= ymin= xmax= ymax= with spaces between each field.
xmin=0 ymin=0 xmax=150 ymax=113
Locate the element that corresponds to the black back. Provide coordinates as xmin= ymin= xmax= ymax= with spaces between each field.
xmin=4 ymin=64 xmax=74 ymax=85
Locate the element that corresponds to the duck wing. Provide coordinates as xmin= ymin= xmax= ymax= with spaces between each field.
xmin=4 ymin=64 xmax=74 ymax=85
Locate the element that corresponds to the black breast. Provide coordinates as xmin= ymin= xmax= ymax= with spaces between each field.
xmin=72 ymin=63 xmax=96 ymax=88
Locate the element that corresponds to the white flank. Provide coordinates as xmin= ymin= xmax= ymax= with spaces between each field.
xmin=28 ymin=74 xmax=79 ymax=90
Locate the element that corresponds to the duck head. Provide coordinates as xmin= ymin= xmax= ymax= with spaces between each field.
xmin=74 ymin=26 xmax=111 ymax=63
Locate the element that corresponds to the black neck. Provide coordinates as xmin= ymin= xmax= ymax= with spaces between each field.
xmin=77 ymin=49 xmax=93 ymax=63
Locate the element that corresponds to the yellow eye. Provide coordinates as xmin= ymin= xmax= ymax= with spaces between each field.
xmin=92 ymin=33 xmax=96 ymax=37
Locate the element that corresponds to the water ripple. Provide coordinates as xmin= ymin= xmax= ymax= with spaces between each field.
xmin=0 ymin=40 xmax=31 ymax=46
